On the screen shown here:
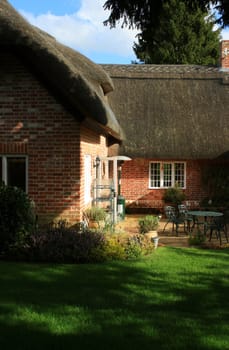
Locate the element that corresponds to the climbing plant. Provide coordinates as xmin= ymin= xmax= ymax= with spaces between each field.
xmin=201 ymin=163 xmax=229 ymax=207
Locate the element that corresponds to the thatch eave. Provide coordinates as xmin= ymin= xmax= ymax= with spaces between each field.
xmin=119 ymin=146 xmax=229 ymax=161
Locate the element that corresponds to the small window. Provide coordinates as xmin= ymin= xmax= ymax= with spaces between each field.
xmin=149 ymin=162 xmax=186 ymax=189
xmin=0 ymin=156 xmax=27 ymax=192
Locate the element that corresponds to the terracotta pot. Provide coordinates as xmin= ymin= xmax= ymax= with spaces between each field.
xmin=89 ymin=220 xmax=104 ymax=229
xmin=88 ymin=220 xmax=99 ymax=229
xmin=145 ymin=230 xmax=158 ymax=239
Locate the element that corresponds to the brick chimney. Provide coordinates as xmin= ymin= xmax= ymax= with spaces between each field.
xmin=220 ymin=40 xmax=229 ymax=70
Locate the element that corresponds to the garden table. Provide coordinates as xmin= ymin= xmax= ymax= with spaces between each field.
xmin=188 ymin=210 xmax=223 ymax=235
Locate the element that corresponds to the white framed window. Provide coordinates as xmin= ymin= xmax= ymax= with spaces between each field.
xmin=0 ymin=155 xmax=28 ymax=193
xmin=149 ymin=161 xmax=186 ymax=189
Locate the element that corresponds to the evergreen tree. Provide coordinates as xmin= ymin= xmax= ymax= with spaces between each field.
xmin=103 ymin=0 xmax=229 ymax=29
xmin=133 ymin=1 xmax=221 ymax=64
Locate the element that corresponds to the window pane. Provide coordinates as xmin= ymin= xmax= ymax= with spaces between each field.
xmin=163 ymin=163 xmax=172 ymax=187
xmin=150 ymin=163 xmax=160 ymax=187
xmin=7 ymin=157 xmax=26 ymax=192
xmin=175 ymin=163 xmax=185 ymax=188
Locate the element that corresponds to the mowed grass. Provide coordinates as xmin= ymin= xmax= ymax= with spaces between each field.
xmin=0 ymin=247 xmax=228 ymax=350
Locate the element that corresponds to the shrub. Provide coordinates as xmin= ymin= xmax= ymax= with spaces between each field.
xmin=188 ymin=232 xmax=206 ymax=246
xmin=95 ymin=235 xmax=126 ymax=261
xmin=124 ymin=236 xmax=143 ymax=259
xmin=97 ymin=233 xmax=155 ymax=261
xmin=8 ymin=226 xmax=106 ymax=263
xmin=138 ymin=215 xmax=159 ymax=234
xmin=0 ymin=183 xmax=35 ymax=253
xmin=6 ymin=222 xmax=155 ymax=263
xmin=163 ymin=183 xmax=185 ymax=206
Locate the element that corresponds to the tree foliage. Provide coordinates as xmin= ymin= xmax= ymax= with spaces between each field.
xmin=103 ymin=0 xmax=223 ymax=64
xmin=103 ymin=0 xmax=229 ymax=29
xmin=133 ymin=1 xmax=221 ymax=64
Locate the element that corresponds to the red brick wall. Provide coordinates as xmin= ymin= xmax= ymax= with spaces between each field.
xmin=80 ymin=126 xmax=109 ymax=212
xmin=0 ymin=51 xmax=108 ymax=224
xmin=220 ymin=40 xmax=229 ymax=69
xmin=120 ymin=158 xmax=208 ymax=210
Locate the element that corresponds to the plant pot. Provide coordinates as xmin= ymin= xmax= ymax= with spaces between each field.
xmin=89 ymin=220 xmax=104 ymax=229
xmin=145 ymin=230 xmax=158 ymax=239
xmin=152 ymin=236 xmax=160 ymax=249
xmin=88 ymin=220 xmax=98 ymax=229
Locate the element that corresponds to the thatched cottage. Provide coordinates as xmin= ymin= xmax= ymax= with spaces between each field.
xmin=103 ymin=56 xmax=229 ymax=212
xmin=102 ymin=48 xmax=229 ymax=211
xmin=0 ymin=0 xmax=228 ymax=223
xmin=0 ymin=0 xmax=122 ymax=223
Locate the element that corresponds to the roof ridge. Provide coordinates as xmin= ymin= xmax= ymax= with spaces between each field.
xmin=101 ymin=64 xmax=221 ymax=73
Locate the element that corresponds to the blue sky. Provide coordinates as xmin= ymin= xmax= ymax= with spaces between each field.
xmin=9 ymin=0 xmax=82 ymax=16
xmin=8 ymin=0 xmax=229 ymax=64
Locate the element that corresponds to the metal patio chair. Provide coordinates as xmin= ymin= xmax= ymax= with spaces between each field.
xmin=209 ymin=215 xmax=228 ymax=245
xmin=178 ymin=204 xmax=193 ymax=233
xmin=163 ymin=206 xmax=186 ymax=235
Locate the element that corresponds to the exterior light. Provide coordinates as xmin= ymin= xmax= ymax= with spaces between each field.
xmin=94 ymin=156 xmax=100 ymax=168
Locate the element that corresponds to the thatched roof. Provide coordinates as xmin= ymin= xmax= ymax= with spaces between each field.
xmin=102 ymin=64 xmax=229 ymax=159
xmin=0 ymin=0 xmax=123 ymax=141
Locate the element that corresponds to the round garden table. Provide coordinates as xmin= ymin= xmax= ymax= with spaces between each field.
xmin=188 ymin=210 xmax=223 ymax=235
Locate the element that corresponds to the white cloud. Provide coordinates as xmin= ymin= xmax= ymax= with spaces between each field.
xmin=222 ymin=28 xmax=229 ymax=40
xmin=19 ymin=0 xmax=139 ymax=63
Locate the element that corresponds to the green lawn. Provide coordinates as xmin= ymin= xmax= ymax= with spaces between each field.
xmin=0 ymin=247 xmax=228 ymax=350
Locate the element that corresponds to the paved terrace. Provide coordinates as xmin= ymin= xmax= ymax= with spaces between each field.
xmin=115 ymin=215 xmax=228 ymax=248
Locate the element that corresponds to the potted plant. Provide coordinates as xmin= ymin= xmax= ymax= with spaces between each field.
xmin=84 ymin=206 xmax=107 ymax=229
xmin=138 ymin=215 xmax=161 ymax=248
xmin=138 ymin=215 xmax=159 ymax=236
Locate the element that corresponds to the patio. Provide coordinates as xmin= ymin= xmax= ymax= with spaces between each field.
xmin=115 ymin=214 xmax=228 ymax=248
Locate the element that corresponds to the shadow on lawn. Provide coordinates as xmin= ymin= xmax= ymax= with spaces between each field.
xmin=0 ymin=248 xmax=229 ymax=350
